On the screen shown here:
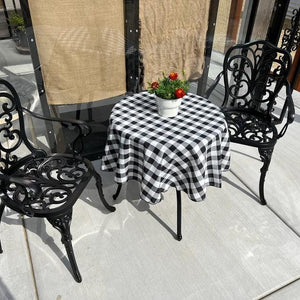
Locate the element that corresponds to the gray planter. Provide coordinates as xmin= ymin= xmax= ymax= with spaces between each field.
xmin=13 ymin=29 xmax=30 ymax=54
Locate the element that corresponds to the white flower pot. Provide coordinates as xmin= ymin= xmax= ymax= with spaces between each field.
xmin=156 ymin=96 xmax=182 ymax=117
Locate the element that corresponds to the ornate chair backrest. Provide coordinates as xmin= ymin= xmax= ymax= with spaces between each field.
xmin=223 ymin=40 xmax=292 ymax=121
xmin=0 ymin=79 xmax=45 ymax=174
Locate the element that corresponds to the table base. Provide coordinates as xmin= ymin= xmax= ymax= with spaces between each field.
xmin=113 ymin=183 xmax=183 ymax=241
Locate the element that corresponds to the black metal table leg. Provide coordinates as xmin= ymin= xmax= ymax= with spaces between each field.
xmin=176 ymin=190 xmax=182 ymax=241
xmin=113 ymin=183 xmax=122 ymax=200
xmin=93 ymin=171 xmax=116 ymax=212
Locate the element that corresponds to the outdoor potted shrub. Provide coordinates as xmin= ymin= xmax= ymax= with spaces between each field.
xmin=148 ymin=72 xmax=189 ymax=117
xmin=8 ymin=12 xmax=29 ymax=52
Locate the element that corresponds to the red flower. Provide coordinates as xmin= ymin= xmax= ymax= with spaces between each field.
xmin=175 ymin=88 xmax=185 ymax=98
xmin=151 ymin=81 xmax=159 ymax=89
xmin=169 ymin=72 xmax=178 ymax=80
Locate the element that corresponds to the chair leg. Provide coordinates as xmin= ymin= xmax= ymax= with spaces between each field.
xmin=47 ymin=210 xmax=82 ymax=283
xmin=113 ymin=183 xmax=122 ymax=200
xmin=0 ymin=200 xmax=5 ymax=253
xmin=176 ymin=190 xmax=182 ymax=241
xmin=92 ymin=170 xmax=116 ymax=212
xmin=258 ymin=147 xmax=273 ymax=205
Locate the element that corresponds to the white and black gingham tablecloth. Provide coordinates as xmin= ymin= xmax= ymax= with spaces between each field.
xmin=101 ymin=92 xmax=230 ymax=204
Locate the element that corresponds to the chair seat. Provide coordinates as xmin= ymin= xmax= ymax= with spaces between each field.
xmin=2 ymin=154 xmax=92 ymax=217
xmin=223 ymin=109 xmax=278 ymax=147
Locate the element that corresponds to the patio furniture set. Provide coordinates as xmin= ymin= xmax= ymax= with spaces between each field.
xmin=0 ymin=40 xmax=295 ymax=282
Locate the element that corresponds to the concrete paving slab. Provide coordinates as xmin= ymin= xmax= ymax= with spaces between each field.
xmin=0 ymin=208 xmax=37 ymax=300
xmin=0 ymin=70 xmax=8 ymax=77
xmin=3 ymin=63 xmax=34 ymax=75
xmin=256 ymin=278 xmax=300 ymax=300
xmin=23 ymin=168 xmax=300 ymax=300
xmin=0 ymin=39 xmax=32 ymax=66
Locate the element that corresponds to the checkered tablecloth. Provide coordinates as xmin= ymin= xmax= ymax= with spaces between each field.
xmin=101 ymin=92 xmax=230 ymax=204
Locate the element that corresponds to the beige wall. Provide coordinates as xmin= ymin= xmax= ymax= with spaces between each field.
xmin=251 ymin=0 xmax=275 ymax=41
xmin=213 ymin=0 xmax=232 ymax=53
xmin=213 ymin=0 xmax=275 ymax=53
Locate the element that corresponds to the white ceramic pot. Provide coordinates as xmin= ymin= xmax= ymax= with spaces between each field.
xmin=156 ymin=96 xmax=182 ymax=117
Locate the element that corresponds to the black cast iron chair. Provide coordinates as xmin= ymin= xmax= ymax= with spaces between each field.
xmin=0 ymin=79 xmax=115 ymax=282
xmin=206 ymin=40 xmax=295 ymax=205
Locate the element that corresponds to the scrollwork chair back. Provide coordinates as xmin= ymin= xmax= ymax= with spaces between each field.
xmin=0 ymin=80 xmax=45 ymax=173
xmin=222 ymin=41 xmax=291 ymax=114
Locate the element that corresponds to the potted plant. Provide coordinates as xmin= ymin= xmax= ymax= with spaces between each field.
xmin=148 ymin=72 xmax=189 ymax=117
xmin=8 ymin=12 xmax=29 ymax=52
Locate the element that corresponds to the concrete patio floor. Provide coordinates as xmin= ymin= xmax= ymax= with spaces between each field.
xmin=1 ymin=38 xmax=300 ymax=299
xmin=0 ymin=90 xmax=300 ymax=299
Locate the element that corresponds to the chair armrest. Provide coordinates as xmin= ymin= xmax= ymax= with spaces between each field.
xmin=278 ymin=80 xmax=295 ymax=138
xmin=22 ymin=107 xmax=91 ymax=155
xmin=0 ymin=174 xmax=42 ymax=216
xmin=0 ymin=174 xmax=42 ymax=196
xmin=285 ymin=80 xmax=295 ymax=124
xmin=204 ymin=71 xmax=224 ymax=99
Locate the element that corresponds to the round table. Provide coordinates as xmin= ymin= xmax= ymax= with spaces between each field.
xmin=101 ymin=92 xmax=230 ymax=204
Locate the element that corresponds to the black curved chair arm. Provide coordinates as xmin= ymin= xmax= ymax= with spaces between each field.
xmin=277 ymin=80 xmax=295 ymax=138
xmin=22 ymin=107 xmax=91 ymax=135
xmin=285 ymin=80 xmax=295 ymax=124
xmin=0 ymin=174 xmax=42 ymax=216
xmin=204 ymin=71 xmax=224 ymax=99
xmin=22 ymin=107 xmax=92 ymax=155
xmin=0 ymin=174 xmax=42 ymax=196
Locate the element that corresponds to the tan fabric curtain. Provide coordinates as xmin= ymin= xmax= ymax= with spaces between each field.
xmin=28 ymin=0 xmax=126 ymax=105
xmin=140 ymin=0 xmax=209 ymax=85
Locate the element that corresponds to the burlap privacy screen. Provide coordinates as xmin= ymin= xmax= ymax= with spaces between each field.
xmin=28 ymin=1 xmax=209 ymax=105
xmin=140 ymin=0 xmax=209 ymax=85
xmin=28 ymin=0 xmax=126 ymax=105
